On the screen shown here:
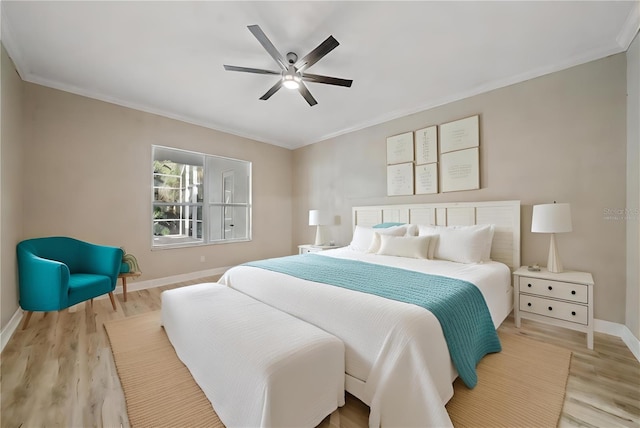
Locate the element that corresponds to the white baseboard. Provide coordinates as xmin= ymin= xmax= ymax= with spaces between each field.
xmin=0 ymin=308 xmax=23 ymax=352
xmin=89 ymin=266 xmax=232 ymax=301
xmin=620 ymin=325 xmax=640 ymax=362
xmin=595 ymin=318 xmax=640 ymax=362
xmin=594 ymin=318 xmax=624 ymax=336
xmin=111 ymin=266 xmax=231 ymax=296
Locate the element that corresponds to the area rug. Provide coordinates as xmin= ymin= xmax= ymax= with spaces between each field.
xmin=445 ymin=332 xmax=571 ymax=427
xmin=105 ymin=311 xmax=571 ymax=428
xmin=104 ymin=311 xmax=223 ymax=428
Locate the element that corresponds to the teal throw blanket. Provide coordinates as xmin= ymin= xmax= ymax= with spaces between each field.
xmin=245 ymin=254 xmax=501 ymax=388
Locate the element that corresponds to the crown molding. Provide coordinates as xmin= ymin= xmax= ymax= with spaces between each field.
xmin=0 ymin=4 xmax=29 ymax=79
xmin=616 ymin=1 xmax=640 ymax=50
xmin=22 ymin=72 xmax=297 ymax=150
xmin=310 ymin=43 xmax=626 ymax=147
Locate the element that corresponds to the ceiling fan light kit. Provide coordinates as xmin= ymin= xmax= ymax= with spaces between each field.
xmin=282 ymin=68 xmax=301 ymax=90
xmin=223 ymin=25 xmax=352 ymax=106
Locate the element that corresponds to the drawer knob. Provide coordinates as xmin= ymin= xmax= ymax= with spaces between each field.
xmin=571 ymin=311 xmax=576 ymax=316
xmin=527 ymin=283 xmax=532 ymax=288
xmin=527 ymin=303 xmax=532 ymax=307
xmin=548 ymin=286 xmax=553 ymax=291
xmin=571 ymin=290 xmax=576 ymax=295
xmin=548 ymin=306 xmax=553 ymax=311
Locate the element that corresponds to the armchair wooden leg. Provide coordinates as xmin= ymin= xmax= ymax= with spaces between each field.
xmin=22 ymin=311 xmax=33 ymax=330
xmin=108 ymin=292 xmax=117 ymax=311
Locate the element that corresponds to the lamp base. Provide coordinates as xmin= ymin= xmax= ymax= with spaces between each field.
xmin=314 ymin=225 xmax=325 ymax=246
xmin=547 ymin=233 xmax=564 ymax=273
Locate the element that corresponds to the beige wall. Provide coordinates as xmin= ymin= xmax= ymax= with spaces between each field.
xmin=1 ymin=43 xmax=633 ymax=332
xmin=627 ymin=32 xmax=640 ymax=339
xmin=21 ymin=83 xmax=293 ymax=285
xmin=293 ymin=54 xmax=628 ymax=324
xmin=1 ymin=44 xmax=25 ymax=330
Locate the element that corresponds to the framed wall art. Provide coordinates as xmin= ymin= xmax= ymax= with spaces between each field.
xmin=415 ymin=126 xmax=437 ymax=165
xmin=440 ymin=147 xmax=479 ymax=192
xmin=386 ymin=132 xmax=414 ymax=165
xmin=440 ymin=115 xmax=479 ymax=154
xmin=387 ymin=162 xmax=414 ymax=196
xmin=415 ymin=163 xmax=438 ymax=195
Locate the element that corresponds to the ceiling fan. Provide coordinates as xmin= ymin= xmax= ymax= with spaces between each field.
xmin=223 ymin=25 xmax=353 ymax=106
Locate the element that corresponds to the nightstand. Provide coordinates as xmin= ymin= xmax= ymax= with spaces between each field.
xmin=298 ymin=244 xmax=335 ymax=254
xmin=513 ymin=266 xmax=594 ymax=349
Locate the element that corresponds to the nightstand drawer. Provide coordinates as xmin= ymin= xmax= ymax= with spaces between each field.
xmin=519 ymin=295 xmax=588 ymax=325
xmin=519 ymin=277 xmax=587 ymax=303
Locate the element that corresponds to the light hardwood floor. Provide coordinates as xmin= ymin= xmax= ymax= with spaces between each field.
xmin=1 ymin=277 xmax=638 ymax=428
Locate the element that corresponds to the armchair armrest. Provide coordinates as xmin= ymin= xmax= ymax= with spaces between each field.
xmin=17 ymin=251 xmax=70 ymax=311
xmin=78 ymin=242 xmax=124 ymax=288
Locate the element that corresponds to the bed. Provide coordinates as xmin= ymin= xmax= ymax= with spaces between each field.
xmin=217 ymin=200 xmax=521 ymax=427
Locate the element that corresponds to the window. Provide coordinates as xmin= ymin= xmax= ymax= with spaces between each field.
xmin=152 ymin=146 xmax=251 ymax=248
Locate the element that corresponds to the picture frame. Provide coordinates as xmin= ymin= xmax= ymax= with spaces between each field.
xmin=415 ymin=163 xmax=438 ymax=195
xmin=387 ymin=162 xmax=414 ymax=196
xmin=415 ymin=126 xmax=437 ymax=165
xmin=386 ymin=132 xmax=414 ymax=165
xmin=440 ymin=147 xmax=479 ymax=193
xmin=440 ymin=115 xmax=479 ymax=154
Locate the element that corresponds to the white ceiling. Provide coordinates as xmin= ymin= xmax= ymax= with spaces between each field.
xmin=1 ymin=1 xmax=638 ymax=149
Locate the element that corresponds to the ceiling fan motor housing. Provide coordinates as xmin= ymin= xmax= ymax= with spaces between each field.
xmin=286 ymin=52 xmax=298 ymax=64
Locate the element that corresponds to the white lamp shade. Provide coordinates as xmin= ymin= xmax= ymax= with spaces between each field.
xmin=531 ymin=203 xmax=572 ymax=233
xmin=309 ymin=209 xmax=330 ymax=226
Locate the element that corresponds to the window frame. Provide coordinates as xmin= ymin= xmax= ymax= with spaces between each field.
xmin=151 ymin=145 xmax=252 ymax=250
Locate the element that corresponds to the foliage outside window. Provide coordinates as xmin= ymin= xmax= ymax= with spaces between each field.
xmin=152 ymin=146 xmax=252 ymax=248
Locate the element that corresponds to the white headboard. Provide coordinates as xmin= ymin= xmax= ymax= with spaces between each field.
xmin=352 ymin=200 xmax=521 ymax=270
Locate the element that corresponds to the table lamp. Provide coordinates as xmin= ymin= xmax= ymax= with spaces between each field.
xmin=309 ymin=209 xmax=330 ymax=246
xmin=531 ymin=202 xmax=572 ymax=273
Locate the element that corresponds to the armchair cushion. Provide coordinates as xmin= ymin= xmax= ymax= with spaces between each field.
xmin=17 ymin=237 xmax=123 ymax=312
xmin=68 ymin=273 xmax=113 ymax=307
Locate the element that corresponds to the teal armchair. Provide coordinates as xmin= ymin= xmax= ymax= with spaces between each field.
xmin=17 ymin=237 xmax=124 ymax=329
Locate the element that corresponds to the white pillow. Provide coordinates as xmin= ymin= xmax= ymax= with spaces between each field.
xmin=416 ymin=226 xmax=439 ymax=259
xmin=471 ymin=224 xmax=495 ymax=261
xmin=418 ymin=224 xmax=495 ymax=263
xmin=376 ymin=235 xmax=430 ymax=259
xmin=366 ymin=226 xmax=407 ymax=253
xmin=405 ymin=224 xmax=419 ymax=236
xmin=349 ymin=225 xmax=376 ymax=252
xmin=482 ymin=225 xmax=495 ymax=260
xmin=373 ymin=223 xmax=418 ymax=236
xmin=349 ymin=225 xmax=407 ymax=252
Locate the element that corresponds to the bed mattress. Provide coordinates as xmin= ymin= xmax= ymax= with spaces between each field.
xmin=219 ymin=248 xmax=512 ymax=427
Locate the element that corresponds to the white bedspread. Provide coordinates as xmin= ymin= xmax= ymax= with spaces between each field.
xmin=161 ymin=283 xmax=345 ymax=428
xmin=219 ymin=248 xmax=512 ymax=428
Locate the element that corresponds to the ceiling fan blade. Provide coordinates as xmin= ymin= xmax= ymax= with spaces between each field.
xmin=294 ymin=35 xmax=339 ymax=73
xmin=259 ymin=80 xmax=283 ymax=101
xmin=301 ymin=73 xmax=353 ymax=87
xmin=224 ymin=65 xmax=280 ymax=75
xmin=247 ymin=25 xmax=288 ymax=71
xmin=298 ymin=81 xmax=318 ymax=106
